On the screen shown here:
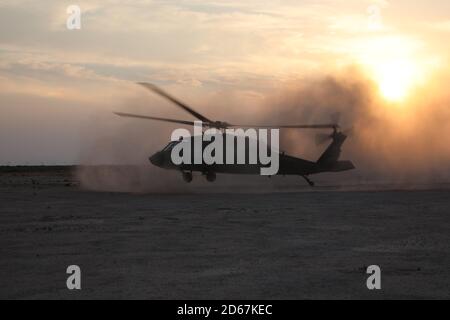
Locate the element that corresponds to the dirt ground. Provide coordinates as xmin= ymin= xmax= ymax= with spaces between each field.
xmin=1 ymin=166 xmax=450 ymax=299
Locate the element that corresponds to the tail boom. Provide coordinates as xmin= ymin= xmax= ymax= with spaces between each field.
xmin=316 ymin=131 xmax=355 ymax=173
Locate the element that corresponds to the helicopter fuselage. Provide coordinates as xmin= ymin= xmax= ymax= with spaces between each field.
xmin=149 ymin=132 xmax=355 ymax=185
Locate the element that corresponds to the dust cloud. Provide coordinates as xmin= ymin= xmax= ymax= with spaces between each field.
xmin=255 ymin=66 xmax=450 ymax=185
xmin=77 ymin=66 xmax=450 ymax=192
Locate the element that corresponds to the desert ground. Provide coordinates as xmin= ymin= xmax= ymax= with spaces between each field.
xmin=1 ymin=166 xmax=450 ymax=299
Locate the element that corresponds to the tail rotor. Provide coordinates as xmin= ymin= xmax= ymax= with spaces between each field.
xmin=315 ymin=113 xmax=353 ymax=146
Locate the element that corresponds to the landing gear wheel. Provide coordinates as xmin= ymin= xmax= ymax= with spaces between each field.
xmin=206 ymin=172 xmax=216 ymax=182
xmin=182 ymin=171 xmax=193 ymax=183
xmin=301 ymin=175 xmax=315 ymax=187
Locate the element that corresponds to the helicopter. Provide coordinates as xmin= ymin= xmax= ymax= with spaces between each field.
xmin=115 ymin=83 xmax=355 ymax=186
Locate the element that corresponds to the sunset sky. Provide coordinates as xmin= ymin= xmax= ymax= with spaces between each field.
xmin=1 ymin=0 xmax=450 ymax=169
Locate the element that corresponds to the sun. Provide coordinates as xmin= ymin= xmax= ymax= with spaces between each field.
xmin=351 ymin=35 xmax=427 ymax=103
xmin=373 ymin=59 xmax=418 ymax=102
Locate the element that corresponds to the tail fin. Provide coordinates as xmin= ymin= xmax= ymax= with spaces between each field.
xmin=317 ymin=131 xmax=355 ymax=172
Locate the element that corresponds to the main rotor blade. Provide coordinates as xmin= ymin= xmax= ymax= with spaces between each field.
xmin=228 ymin=124 xmax=340 ymax=129
xmin=114 ymin=112 xmax=197 ymax=126
xmin=137 ymin=82 xmax=213 ymax=123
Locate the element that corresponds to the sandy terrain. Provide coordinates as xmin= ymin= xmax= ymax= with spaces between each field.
xmin=1 ymin=166 xmax=450 ymax=299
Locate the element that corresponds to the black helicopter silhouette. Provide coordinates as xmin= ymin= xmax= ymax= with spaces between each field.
xmin=115 ymin=83 xmax=355 ymax=186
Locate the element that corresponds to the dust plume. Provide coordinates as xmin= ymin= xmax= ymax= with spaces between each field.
xmin=77 ymin=66 xmax=450 ymax=192
xmin=75 ymin=89 xmax=194 ymax=193
xmin=261 ymin=67 xmax=450 ymax=184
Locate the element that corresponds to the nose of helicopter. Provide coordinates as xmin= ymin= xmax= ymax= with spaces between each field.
xmin=149 ymin=152 xmax=164 ymax=167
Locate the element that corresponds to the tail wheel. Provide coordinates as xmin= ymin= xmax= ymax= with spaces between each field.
xmin=206 ymin=172 xmax=216 ymax=182
xmin=182 ymin=171 xmax=193 ymax=183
